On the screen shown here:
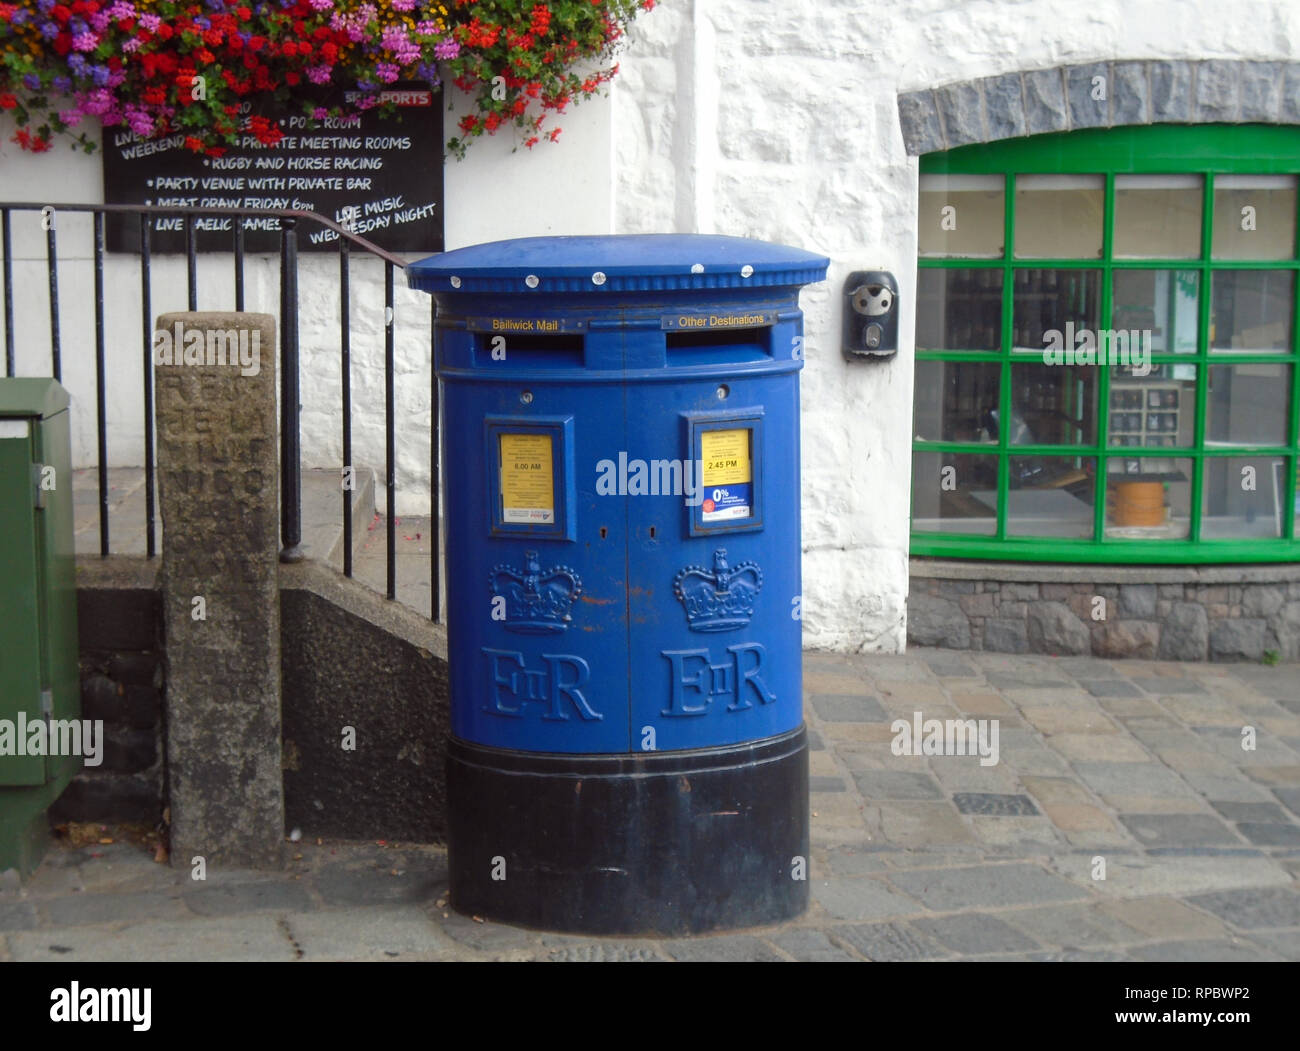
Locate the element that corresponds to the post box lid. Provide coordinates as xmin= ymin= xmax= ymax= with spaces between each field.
xmin=407 ymin=234 xmax=829 ymax=294
xmin=0 ymin=378 xmax=70 ymax=419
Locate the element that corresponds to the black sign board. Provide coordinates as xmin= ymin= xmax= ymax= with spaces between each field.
xmin=102 ymin=87 xmax=444 ymax=254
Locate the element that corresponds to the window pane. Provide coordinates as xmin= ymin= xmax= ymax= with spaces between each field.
xmin=1205 ymin=364 xmax=1291 ymax=446
xmin=1105 ymin=456 xmax=1192 ymax=539
xmin=1111 ymin=270 xmax=1199 ymax=354
xmin=918 ymin=175 xmax=1005 ymax=258
xmin=1014 ymin=174 xmax=1104 ymax=259
xmin=1113 ymin=175 xmax=1202 ymax=259
xmin=1011 ymin=269 xmax=1101 ymax=350
xmin=1008 ymin=362 xmax=1097 ymax=446
xmin=1005 ymin=457 xmax=1096 ymax=537
xmin=916 ymin=268 xmax=1003 ymax=351
xmin=1212 ymin=175 xmax=1297 ymax=260
xmin=913 ymin=360 xmax=1001 ymax=443
xmin=1210 ymin=270 xmax=1294 ymax=352
xmin=911 ymin=452 xmax=998 ymax=535
xmin=1107 ymin=367 xmax=1197 ymax=448
xmin=1201 ymin=456 xmax=1293 ymax=538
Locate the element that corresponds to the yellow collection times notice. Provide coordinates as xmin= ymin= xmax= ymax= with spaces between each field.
xmin=701 ymin=429 xmax=751 ymax=485
xmin=499 ymin=433 xmax=554 ymax=524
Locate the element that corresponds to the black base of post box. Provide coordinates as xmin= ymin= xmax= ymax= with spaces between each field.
xmin=446 ymin=726 xmax=809 ymax=936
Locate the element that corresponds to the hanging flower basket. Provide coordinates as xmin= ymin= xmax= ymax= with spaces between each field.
xmin=0 ymin=0 xmax=655 ymax=159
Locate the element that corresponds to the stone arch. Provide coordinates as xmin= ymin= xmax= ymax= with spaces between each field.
xmin=897 ymin=60 xmax=1300 ymax=156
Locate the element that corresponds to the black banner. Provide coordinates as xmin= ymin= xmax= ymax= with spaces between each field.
xmin=101 ymin=88 xmax=444 ymax=254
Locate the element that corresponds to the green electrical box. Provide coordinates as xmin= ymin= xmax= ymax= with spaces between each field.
xmin=0 ymin=379 xmax=81 ymax=879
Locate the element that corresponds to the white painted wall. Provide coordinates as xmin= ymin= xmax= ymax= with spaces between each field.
xmin=3 ymin=0 xmax=1298 ymax=652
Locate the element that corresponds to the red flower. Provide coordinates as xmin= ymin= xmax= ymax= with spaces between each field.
xmin=0 ymin=93 xmax=17 ymax=110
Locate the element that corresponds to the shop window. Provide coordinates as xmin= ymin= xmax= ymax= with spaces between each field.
xmin=912 ymin=125 xmax=1300 ymax=562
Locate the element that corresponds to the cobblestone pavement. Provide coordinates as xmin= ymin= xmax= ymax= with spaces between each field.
xmin=3 ymin=648 xmax=1298 ymax=962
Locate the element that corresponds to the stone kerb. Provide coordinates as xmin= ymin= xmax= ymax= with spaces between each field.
xmin=155 ymin=311 xmax=285 ymax=869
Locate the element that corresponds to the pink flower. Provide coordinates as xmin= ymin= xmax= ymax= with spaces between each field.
xmin=306 ymin=64 xmax=332 ymax=84
xmin=71 ymin=31 xmax=98 ymax=51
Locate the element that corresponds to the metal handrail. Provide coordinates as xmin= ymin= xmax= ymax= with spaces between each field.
xmin=0 ymin=200 xmax=440 ymax=620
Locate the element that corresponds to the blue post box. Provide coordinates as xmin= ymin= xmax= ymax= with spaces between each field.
xmin=409 ymin=235 xmax=828 ymax=935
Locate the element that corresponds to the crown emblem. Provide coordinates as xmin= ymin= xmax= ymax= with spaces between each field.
xmin=490 ymin=551 xmax=582 ymax=634
xmin=673 ymin=548 xmax=763 ymax=632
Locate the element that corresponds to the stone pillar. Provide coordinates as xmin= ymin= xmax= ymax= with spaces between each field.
xmin=155 ymin=312 xmax=284 ymax=868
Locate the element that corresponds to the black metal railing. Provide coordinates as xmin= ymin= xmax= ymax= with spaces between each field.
xmin=0 ymin=201 xmax=440 ymax=621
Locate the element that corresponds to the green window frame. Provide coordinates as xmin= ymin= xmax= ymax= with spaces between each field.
xmin=913 ymin=124 xmax=1300 ymax=564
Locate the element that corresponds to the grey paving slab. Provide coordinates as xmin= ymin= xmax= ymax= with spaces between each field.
xmin=985 ymin=674 xmax=1073 ymax=690
xmin=1080 ymin=680 xmax=1144 ymax=698
xmin=42 ymin=891 xmax=190 ymax=927
xmin=924 ymin=658 xmax=979 ymax=678
xmin=770 ymin=927 xmax=860 ymax=961
xmin=0 ymin=903 xmax=37 ymax=932
xmin=312 ymin=854 xmax=446 ymax=906
xmin=821 ymin=847 xmax=894 ymax=876
xmin=436 ymin=910 xmax=538 ymax=953
xmin=1053 ymin=854 xmax=1293 ymax=899
xmin=810 ymin=776 xmax=848 ymax=793
xmin=182 ymin=880 xmax=317 ymax=917
xmin=909 ymin=912 xmax=1040 ymax=954
xmin=809 ymin=694 xmax=888 ymax=722
xmin=286 ymin=906 xmax=458 ymax=961
xmin=886 ymin=864 xmax=1087 ymax=910
xmin=952 ymin=793 xmax=1040 ymax=816
xmin=851 ymin=770 xmax=945 ymax=800
xmin=1183 ymin=773 xmax=1276 ymax=803
xmin=1271 ymin=786 xmax=1300 ymax=816
xmin=806 ymin=729 xmax=826 ymax=750
xmin=832 ymin=921 xmax=950 ymax=961
xmin=1001 ymin=903 xmax=1144 ymax=948
xmin=1073 ymin=762 xmax=1199 ymax=799
xmin=1244 ymin=927 xmax=1300 ymax=961
xmin=9 ymin=914 xmax=298 ymax=962
xmin=1186 ymin=886 xmax=1300 ymax=930
xmin=1118 ymin=814 xmax=1240 ymax=848
xmin=1132 ymin=677 xmax=1208 ymax=695
xmin=812 ymin=878 xmax=925 ymax=922
xmin=1237 ymin=823 xmax=1300 ymax=846
xmin=1129 ymin=939 xmax=1283 ymax=962
xmin=661 ymin=935 xmax=783 ymax=962
xmin=1209 ymin=800 xmax=1292 ymax=823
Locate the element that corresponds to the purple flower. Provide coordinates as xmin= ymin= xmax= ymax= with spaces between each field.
xmin=23 ymin=73 xmax=41 ymax=91
xmin=433 ymin=39 xmax=459 ymax=60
